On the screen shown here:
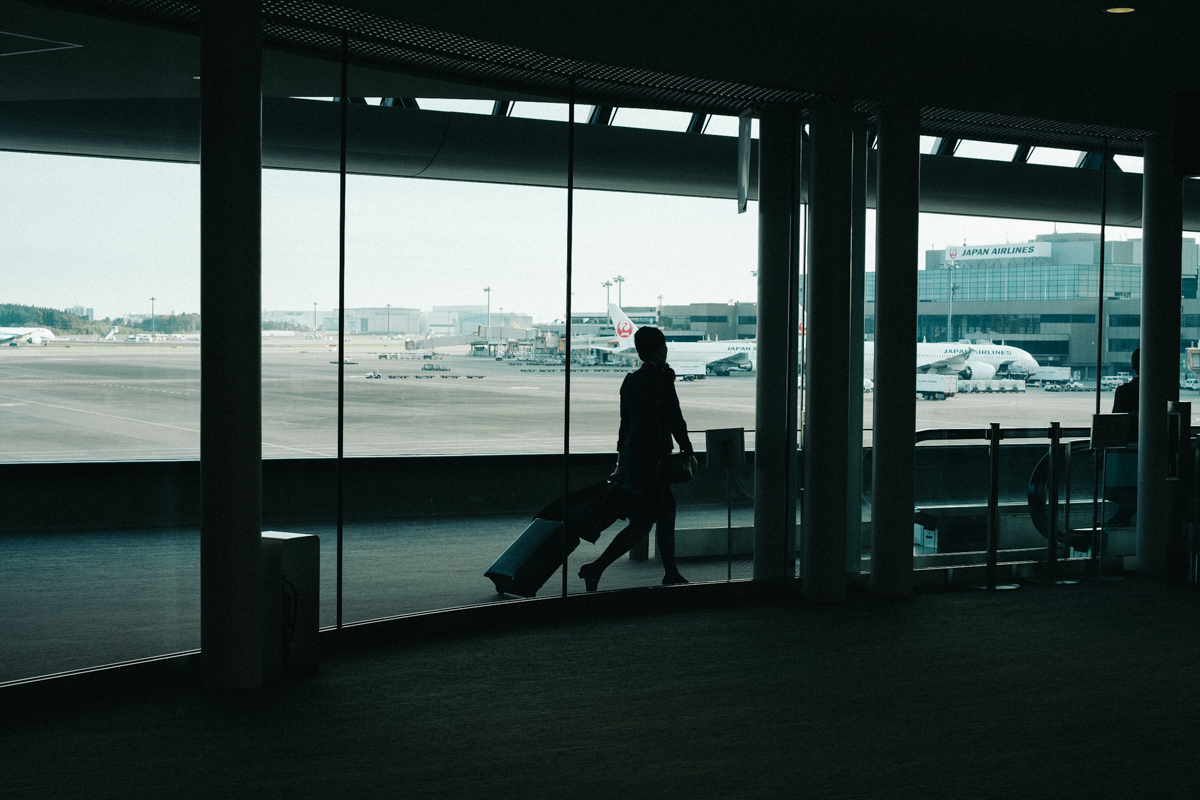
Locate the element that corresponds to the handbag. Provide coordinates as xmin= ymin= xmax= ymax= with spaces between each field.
xmin=656 ymin=452 xmax=694 ymax=484
xmin=652 ymin=372 xmax=693 ymax=484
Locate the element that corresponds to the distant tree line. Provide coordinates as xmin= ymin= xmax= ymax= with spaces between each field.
xmin=0 ymin=304 xmax=206 ymax=335
xmin=129 ymin=313 xmax=201 ymax=333
xmin=0 ymin=303 xmax=110 ymax=334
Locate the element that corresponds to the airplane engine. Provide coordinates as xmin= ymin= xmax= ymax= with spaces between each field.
xmin=27 ymin=335 xmax=40 ymax=345
xmin=960 ymin=361 xmax=996 ymax=381
xmin=739 ymin=361 xmax=754 ymax=372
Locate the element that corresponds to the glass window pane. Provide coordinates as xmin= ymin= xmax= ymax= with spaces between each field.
xmin=954 ymin=140 xmax=1018 ymax=162
xmin=416 ymin=97 xmax=494 ymax=115
xmin=0 ymin=6 xmax=200 ymax=682
xmin=612 ymin=107 xmax=692 ymax=132
xmin=1027 ymin=147 xmax=1082 ymax=167
xmin=341 ymin=81 xmax=566 ymax=622
xmin=1112 ymin=154 xmax=1143 ymax=173
xmin=704 ymin=114 xmax=758 ymax=139
xmin=510 ymin=101 xmax=571 ymax=122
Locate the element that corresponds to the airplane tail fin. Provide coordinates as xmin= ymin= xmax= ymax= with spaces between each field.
xmin=608 ymin=303 xmax=640 ymax=344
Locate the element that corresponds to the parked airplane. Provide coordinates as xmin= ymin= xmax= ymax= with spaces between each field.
xmin=598 ymin=304 xmax=755 ymax=375
xmin=863 ymin=340 xmax=1039 ymax=381
xmin=599 ymin=304 xmax=1038 ymax=382
xmin=0 ymin=327 xmax=55 ymax=345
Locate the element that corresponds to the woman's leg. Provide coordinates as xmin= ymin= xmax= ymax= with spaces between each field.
xmin=579 ymin=518 xmax=653 ymax=591
xmin=655 ymin=486 xmax=687 ymax=584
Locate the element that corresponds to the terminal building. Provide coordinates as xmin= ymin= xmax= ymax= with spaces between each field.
xmin=321 ymin=306 xmax=423 ymax=335
xmin=864 ymin=233 xmax=1200 ymax=380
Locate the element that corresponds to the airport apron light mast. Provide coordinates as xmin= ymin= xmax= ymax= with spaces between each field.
xmin=941 ymin=261 xmax=960 ymax=340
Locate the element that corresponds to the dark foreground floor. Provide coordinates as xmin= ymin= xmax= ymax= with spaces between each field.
xmin=4 ymin=576 xmax=1200 ymax=799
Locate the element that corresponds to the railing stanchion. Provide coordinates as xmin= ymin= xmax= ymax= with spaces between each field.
xmin=1045 ymin=421 xmax=1079 ymax=585
xmin=1047 ymin=422 xmax=1060 ymax=582
xmin=971 ymin=422 xmax=1019 ymax=591
xmin=987 ymin=422 xmax=1001 ymax=590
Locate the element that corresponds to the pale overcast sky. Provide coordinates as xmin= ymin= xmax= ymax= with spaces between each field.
xmin=0 ymin=148 xmax=1152 ymax=323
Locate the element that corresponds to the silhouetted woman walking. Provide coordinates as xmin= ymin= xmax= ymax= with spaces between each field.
xmin=579 ymin=326 xmax=695 ymax=591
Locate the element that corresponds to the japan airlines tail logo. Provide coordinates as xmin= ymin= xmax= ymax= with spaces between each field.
xmin=948 ymin=247 xmax=958 ymax=260
xmin=617 ymin=321 xmax=634 ymax=338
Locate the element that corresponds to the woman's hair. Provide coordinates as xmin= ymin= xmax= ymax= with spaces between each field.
xmin=634 ymin=326 xmax=666 ymax=360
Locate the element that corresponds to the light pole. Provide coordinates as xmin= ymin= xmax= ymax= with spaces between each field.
xmin=657 ymin=294 xmax=663 ymax=323
xmin=386 ymin=303 xmax=390 ymax=335
xmin=603 ymin=280 xmax=612 ymax=306
xmin=150 ymin=297 xmax=155 ymax=336
xmin=613 ymin=275 xmax=625 ymax=306
xmin=313 ymin=302 xmax=317 ymax=336
xmin=940 ymin=261 xmax=960 ymax=341
xmin=484 ymin=286 xmax=491 ymax=328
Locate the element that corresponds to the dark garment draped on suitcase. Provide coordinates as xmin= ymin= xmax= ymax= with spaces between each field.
xmin=534 ymin=480 xmax=627 ymax=544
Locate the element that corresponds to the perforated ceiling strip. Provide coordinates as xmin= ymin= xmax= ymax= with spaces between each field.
xmin=38 ymin=0 xmax=1150 ymax=152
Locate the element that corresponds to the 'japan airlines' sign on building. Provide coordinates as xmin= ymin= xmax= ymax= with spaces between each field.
xmin=946 ymin=242 xmax=1051 ymax=261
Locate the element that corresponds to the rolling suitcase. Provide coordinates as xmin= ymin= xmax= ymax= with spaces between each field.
xmin=485 ymin=518 xmax=579 ymax=597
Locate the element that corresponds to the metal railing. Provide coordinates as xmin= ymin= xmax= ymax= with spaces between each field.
xmin=915 ymin=425 xmax=1091 ymax=589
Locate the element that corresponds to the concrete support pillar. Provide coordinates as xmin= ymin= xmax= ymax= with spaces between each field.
xmin=846 ymin=121 xmax=868 ymax=575
xmin=802 ymin=98 xmax=853 ymax=601
xmin=870 ymin=105 xmax=920 ymax=597
xmin=1137 ymin=131 xmax=1183 ymax=577
xmin=200 ymin=0 xmax=263 ymax=688
xmin=754 ymin=105 xmax=800 ymax=580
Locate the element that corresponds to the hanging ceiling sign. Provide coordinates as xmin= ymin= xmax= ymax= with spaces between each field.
xmin=945 ymin=242 xmax=1051 ymax=261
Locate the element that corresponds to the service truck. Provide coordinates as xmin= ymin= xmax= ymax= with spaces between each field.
xmin=916 ymin=373 xmax=957 ymax=400
xmin=1033 ymin=366 xmax=1072 ymax=386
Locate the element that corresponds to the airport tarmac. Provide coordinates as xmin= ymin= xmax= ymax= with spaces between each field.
xmin=2 ymin=337 xmax=1195 ymax=462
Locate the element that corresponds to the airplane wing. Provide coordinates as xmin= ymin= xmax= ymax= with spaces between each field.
xmin=701 ymin=352 xmax=749 ymax=369
xmin=917 ymin=347 xmax=974 ymax=372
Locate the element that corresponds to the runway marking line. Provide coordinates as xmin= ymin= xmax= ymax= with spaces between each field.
xmin=0 ymin=393 xmax=200 ymax=434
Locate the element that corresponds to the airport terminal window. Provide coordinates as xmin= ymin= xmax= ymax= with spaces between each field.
xmin=415 ymin=98 xmax=494 ymax=114
xmin=1026 ymin=147 xmax=1081 ymax=167
xmin=0 ymin=6 xmax=202 ymax=683
xmin=953 ymin=140 xmax=1018 ymax=162
xmin=1041 ymin=314 xmax=1096 ymax=324
xmin=1110 ymin=315 xmax=1140 ymax=328
xmin=612 ymin=107 xmax=692 ymax=132
xmin=1109 ymin=339 xmax=1140 ymax=352
xmin=960 ymin=314 xmax=1040 ymax=335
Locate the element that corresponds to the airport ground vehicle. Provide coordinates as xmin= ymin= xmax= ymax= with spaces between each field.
xmin=916 ymin=374 xmax=957 ymax=400
xmin=1035 ymin=366 xmax=1072 ymax=385
xmin=421 ymin=363 xmax=449 ymax=372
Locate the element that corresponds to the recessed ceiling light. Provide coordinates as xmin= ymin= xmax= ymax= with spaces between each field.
xmin=192 ymin=75 xmax=200 ymax=79
xmin=1106 ymin=7 xmax=1135 ymax=12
